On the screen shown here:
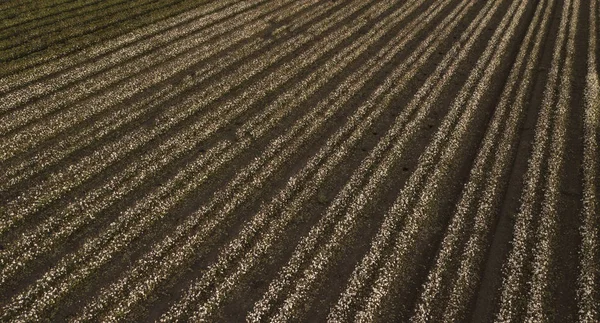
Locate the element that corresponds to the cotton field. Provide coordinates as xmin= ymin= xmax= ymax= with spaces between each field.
xmin=0 ymin=0 xmax=598 ymax=322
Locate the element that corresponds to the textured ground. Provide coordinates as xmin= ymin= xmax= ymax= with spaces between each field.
xmin=0 ymin=0 xmax=598 ymax=322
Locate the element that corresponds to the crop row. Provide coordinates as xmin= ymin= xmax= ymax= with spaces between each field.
xmin=410 ymin=0 xmax=555 ymax=320
xmin=0 ymin=0 xmax=83 ymax=30
xmin=0 ymin=0 xmax=271 ymax=116
xmin=0 ymin=0 xmax=323 ymax=235
xmin=0 ymin=0 xmax=335 ymax=286
xmin=0 ymin=0 xmax=161 ymax=49
xmin=0 ymin=0 xmax=245 ymax=93
xmin=579 ymin=0 xmax=599 ymax=321
xmin=327 ymin=0 xmax=531 ymax=321
xmin=1 ymin=0 xmax=595 ymax=321
xmin=0 ymin=0 xmax=215 ymax=78
xmin=69 ymin=0 xmax=435 ymax=318
xmin=154 ymin=0 xmax=476 ymax=320
xmin=496 ymin=0 xmax=579 ymax=321
xmin=0 ymin=0 xmax=397 ymax=319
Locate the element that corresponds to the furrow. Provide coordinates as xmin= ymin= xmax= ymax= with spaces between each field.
xmin=0 ymin=0 xmax=107 ymax=32
xmin=0 ymin=0 xmax=238 ymax=93
xmin=268 ymin=1 xmax=502 ymax=320
xmin=0 ymin=0 xmax=160 ymax=49
xmin=249 ymin=3 xmax=504 ymax=321
xmin=523 ymin=0 xmax=579 ymax=320
xmin=0 ymin=0 xmax=39 ymax=17
xmin=0 ymin=140 xmax=233 ymax=322
xmin=0 ymin=0 xmax=378 ymax=317
xmin=340 ymin=0 xmax=530 ymax=320
xmin=0 ymin=0 xmax=339 ymax=235
xmin=0 ymin=0 xmax=197 ymax=72
xmin=324 ymin=0 xmax=514 ymax=321
xmin=0 ymin=0 xmax=79 ymax=14
xmin=160 ymin=0 xmax=475 ymax=320
xmin=0 ymin=37 xmax=265 ymax=286
xmin=0 ymin=38 xmax=261 ymax=192
xmin=0 ymin=0 xmax=150 ymax=48
xmin=72 ymin=0 xmax=427 ymax=319
xmin=410 ymin=0 xmax=554 ymax=321
xmin=0 ymin=22 xmax=266 ymax=235
xmin=0 ymin=0 xmax=286 ymax=140
xmin=153 ymin=2 xmax=444 ymax=321
xmin=0 ymin=0 xmax=333 ymax=192
xmin=495 ymin=0 xmax=573 ymax=321
xmin=0 ymin=0 xmax=135 ymax=32
xmin=0 ymin=0 xmax=339 ymax=277
xmin=0 ymin=0 xmax=269 ymax=118
xmin=3 ymin=0 xmax=593 ymax=320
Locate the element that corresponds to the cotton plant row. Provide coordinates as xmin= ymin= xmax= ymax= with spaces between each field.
xmin=0 ymin=0 xmax=347 ymax=270
xmin=0 ymin=46 xmax=212 ymax=191
xmin=0 ymin=22 xmax=264 ymax=234
xmin=1 ymin=0 xmax=594 ymax=321
xmin=153 ymin=0 xmax=464 ymax=319
xmin=1 ymin=0 xmax=116 ymax=27
xmin=180 ymin=0 xmax=498 ymax=319
xmin=0 ymin=0 xmax=326 ymax=193
xmin=496 ymin=0 xmax=579 ymax=321
xmin=71 ymin=0 xmax=421 ymax=318
xmin=522 ymin=0 xmax=579 ymax=320
xmin=328 ymin=0 xmax=531 ymax=320
xmin=0 ymin=0 xmax=241 ymax=93
xmin=0 ymin=0 xmax=172 ymax=46
xmin=411 ymin=0 xmax=555 ymax=320
xmin=0 ymin=0 xmax=152 ymax=57
xmin=0 ymin=0 xmax=327 ymax=290
xmin=579 ymin=0 xmax=600 ymax=321
xmin=0 ymin=0 xmax=334 ymax=235
xmin=0 ymin=139 xmax=232 ymax=322
xmin=0 ymin=0 xmax=304 ymax=184
xmin=0 ymin=0 xmax=206 ymax=77
xmin=0 ymin=0 xmax=296 ymax=158
xmin=0 ymin=0 xmax=78 ymax=26
xmin=323 ymin=0 xmax=511 ymax=319
xmin=0 ymin=0 xmax=383 ymax=319
xmin=0 ymin=38 xmax=263 ymax=286
xmin=0 ymin=0 xmax=281 ymax=118
xmin=249 ymin=0 xmax=496 ymax=320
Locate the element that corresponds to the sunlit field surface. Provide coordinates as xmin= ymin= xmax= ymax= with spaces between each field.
xmin=0 ymin=0 xmax=598 ymax=321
